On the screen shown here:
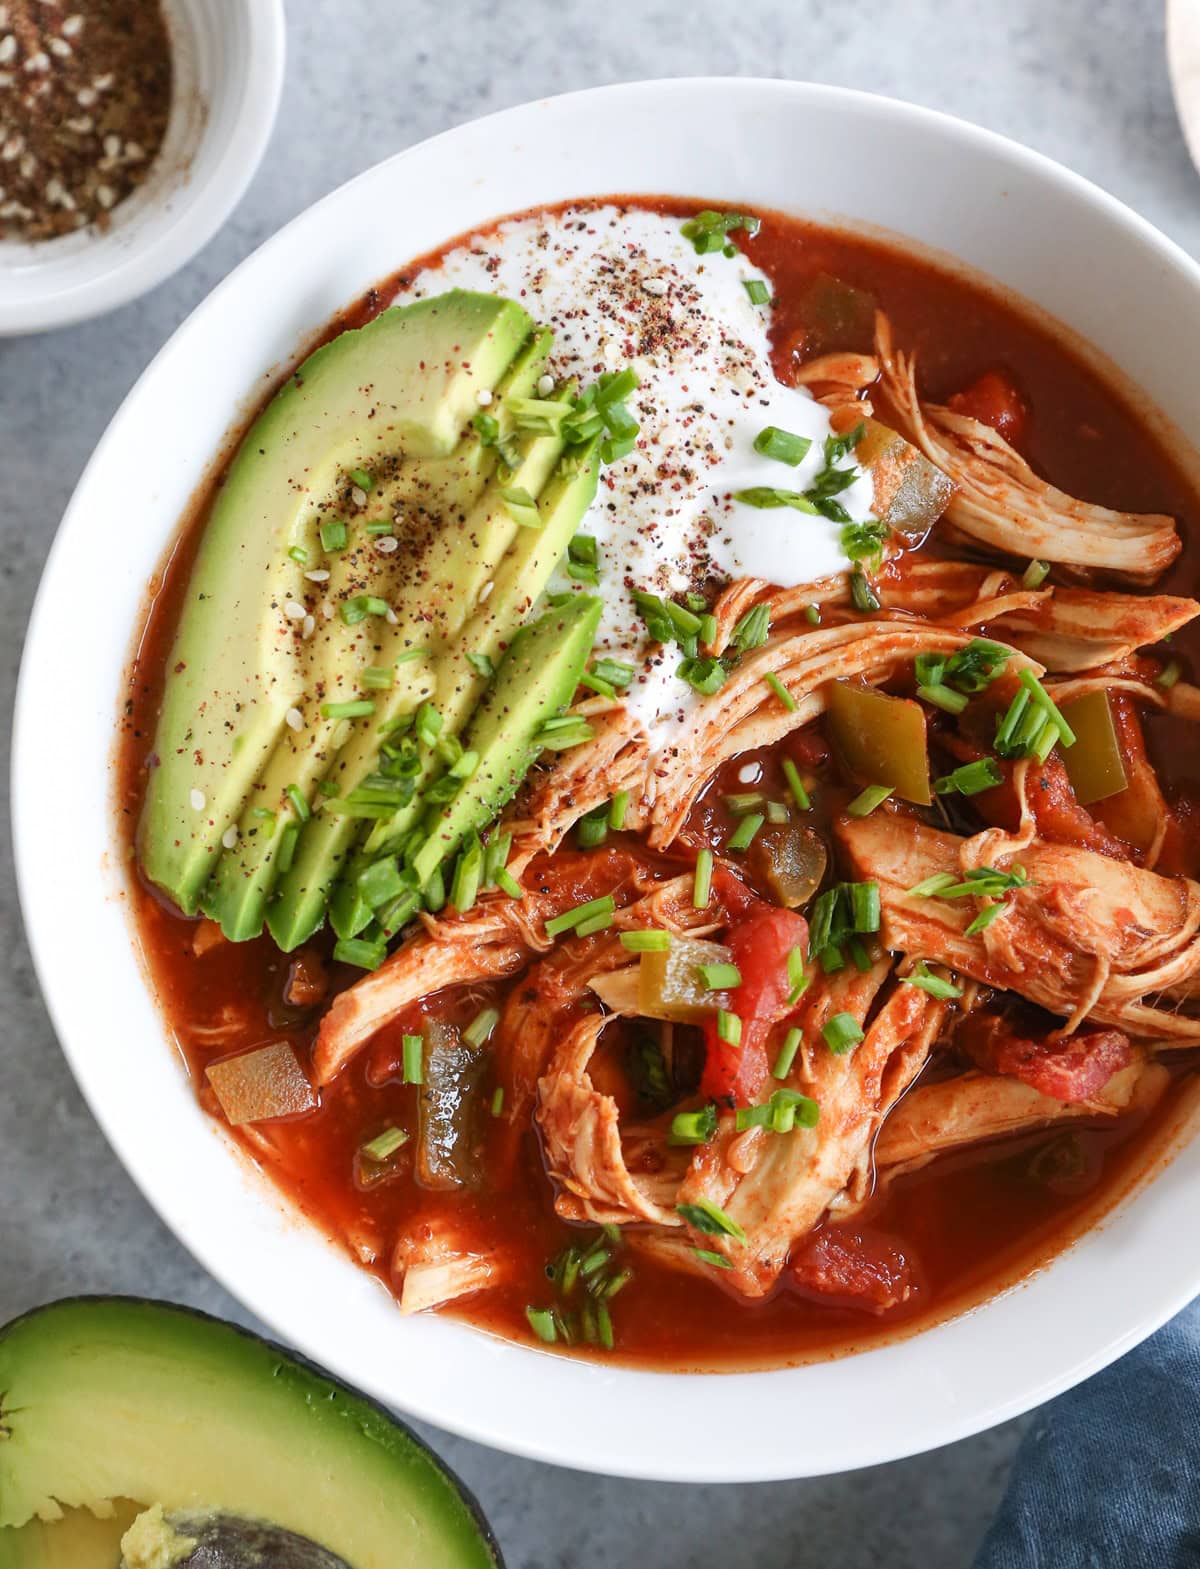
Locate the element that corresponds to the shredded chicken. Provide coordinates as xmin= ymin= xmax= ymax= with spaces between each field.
xmin=875 ymin=313 xmax=1181 ymax=583
xmin=393 ymin=1226 xmax=502 ymax=1315
xmin=837 ymin=814 xmax=1200 ymax=1042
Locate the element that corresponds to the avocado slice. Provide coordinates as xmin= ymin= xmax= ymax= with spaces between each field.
xmin=0 ymin=1298 xmax=500 ymax=1569
xmin=141 ymin=290 xmax=532 ymax=918
xmin=409 ymin=592 xmax=604 ymax=888
xmin=201 ymin=329 xmax=562 ymax=943
xmin=268 ymin=434 xmax=604 ymax=951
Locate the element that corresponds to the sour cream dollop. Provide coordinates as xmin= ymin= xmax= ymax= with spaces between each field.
xmin=401 ymin=205 xmax=874 ymax=735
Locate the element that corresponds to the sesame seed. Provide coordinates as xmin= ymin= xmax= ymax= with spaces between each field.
xmin=48 ymin=36 xmax=70 ymax=56
xmin=301 ymin=614 xmax=315 ymax=639
xmin=478 ymin=580 xmax=495 ymax=602
xmin=92 ymin=71 xmax=113 ymax=89
xmin=0 ymin=35 xmax=15 ymax=64
xmin=321 ymin=599 xmax=335 ymax=620
xmin=283 ymin=599 xmax=306 ymax=620
xmin=221 ymin=826 xmax=239 ymax=849
xmin=304 ymin=568 xmax=330 ymax=582
xmin=102 ymin=133 xmax=120 ymax=159
xmin=351 ymin=486 xmax=367 ymax=508
xmin=61 ymin=13 xmax=83 ymax=34
xmin=375 ymin=536 xmax=399 ymax=554
xmin=96 ymin=184 xmax=114 ymax=209
xmin=75 ymin=86 xmax=95 ymax=105
xmin=2 ymin=134 xmax=23 ymax=160
xmin=65 ymin=115 xmax=92 ymax=133
xmin=285 ymin=707 xmax=303 ymax=731
xmin=642 ymin=277 xmax=669 ymax=296
xmin=24 ymin=51 xmax=50 ymax=72
xmin=123 ymin=140 xmax=144 ymax=160
xmin=43 ymin=176 xmax=63 ymax=201
xmin=475 ymin=387 xmax=493 ymax=406
xmin=189 ymin=789 xmax=206 ymax=812
xmin=17 ymin=152 xmax=33 ymax=177
xmin=537 ymin=373 xmax=555 ymax=397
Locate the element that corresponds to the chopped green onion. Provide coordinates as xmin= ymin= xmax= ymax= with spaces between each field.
xmin=609 ymin=790 xmax=630 ymax=830
xmin=699 ymin=613 xmax=718 ymax=646
xmin=935 ymin=758 xmax=1004 ymax=797
xmin=743 ymin=278 xmax=771 ymax=305
xmin=595 ymin=366 xmax=639 ymax=407
xmin=693 ymin=848 xmax=714 ymax=909
xmin=319 ymin=518 xmax=348 ymax=551
xmin=804 ymin=604 xmax=821 ymax=626
xmin=786 ymin=946 xmax=809 ymax=1005
xmin=903 ymin=964 xmax=963 ymax=1000
xmin=678 ymin=655 xmax=728 ymax=695
xmin=579 ymin=669 xmax=616 ymax=698
xmin=538 ymin=715 xmax=594 ymax=751
xmin=620 ymin=929 xmax=672 ymax=953
xmin=848 ymin=880 xmax=880 ymax=933
xmin=726 ymin=813 xmax=765 ymax=852
xmin=576 ymin=808 xmax=609 ymax=849
xmin=766 ymin=799 xmax=789 ymax=824
xmin=402 ymin=1033 xmax=424 ymax=1084
xmin=918 ymin=682 xmax=969 ymax=715
xmin=692 ymin=1248 xmax=733 ymax=1270
xmin=287 ymin=545 xmax=308 ymax=565
xmin=731 ymin=601 xmax=771 ymax=653
xmin=333 ymin=935 xmax=386 ymax=971
xmin=773 ymin=1026 xmax=803 ymax=1080
xmin=463 ymin=1007 xmax=500 ymax=1048
xmin=1022 ymin=559 xmax=1050 ymax=589
xmin=450 ymin=840 xmax=483 ymax=913
xmin=965 ymin=901 xmax=1009 ymax=936
xmin=501 ymin=487 xmax=541 ymax=529
xmin=568 ymin=532 xmax=599 ymax=565
xmin=846 ymin=784 xmax=893 ymax=817
xmin=753 ymin=426 xmax=812 ymax=465
xmin=491 ymin=1087 xmax=505 ymax=1118
xmin=473 ymin=411 xmax=499 ymax=444
xmin=699 ymin=962 xmax=742 ymax=990
xmin=851 ymin=571 xmax=880 ymax=613
xmin=525 ymin=1306 xmax=557 ymax=1343
xmin=360 ymin=1126 xmax=408 ymax=1162
xmin=360 ymin=665 xmax=394 ymax=691
xmin=321 ymin=699 xmax=376 ymax=720
xmin=348 ymin=467 xmax=373 ymax=492
xmin=465 ymin=651 xmax=494 ymax=680
xmin=575 ymin=910 xmax=615 ymax=936
xmin=677 ymin=1197 xmax=747 ymax=1242
xmin=822 ymin=1012 xmax=864 ymax=1055
xmin=545 ymin=894 xmax=617 ymax=939
xmin=1157 ymin=660 xmax=1182 ymax=690
xmin=908 ymin=871 xmax=957 ymax=898
xmin=285 ymin=784 xmax=310 ymax=822
xmin=669 ymin=1105 xmax=719 ymax=1146
xmin=357 ymin=856 xmax=406 ymax=909
xmin=716 ymin=1010 xmax=742 ymax=1045
xmin=591 ymin=657 xmax=635 ymax=689
xmin=339 ymin=594 xmax=389 ymax=625
xmin=495 ymin=868 xmax=523 ymax=900
xmin=725 ymin=791 xmax=765 ymax=815
xmin=781 ymin=757 xmax=811 ymax=811
xmin=734 ymin=486 xmax=818 ymax=513
xmin=1017 ymin=669 xmax=1077 ymax=747
xmin=764 ymin=672 xmax=797 ymax=712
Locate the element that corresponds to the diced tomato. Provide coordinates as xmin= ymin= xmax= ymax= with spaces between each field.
xmin=947 ymin=369 xmax=1028 ymax=449
xmin=791 ymin=1226 xmax=918 ymax=1315
xmin=700 ymin=906 xmax=808 ymax=1106
xmin=959 ymin=1010 xmax=1132 ymax=1103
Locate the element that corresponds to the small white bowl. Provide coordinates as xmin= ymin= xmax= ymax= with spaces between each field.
xmin=14 ymin=79 xmax=1200 ymax=1481
xmin=0 ymin=0 xmax=285 ymax=336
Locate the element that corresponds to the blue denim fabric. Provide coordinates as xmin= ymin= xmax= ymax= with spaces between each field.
xmin=974 ymin=1299 xmax=1200 ymax=1568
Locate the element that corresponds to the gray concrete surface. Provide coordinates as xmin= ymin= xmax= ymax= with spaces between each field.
xmin=1 ymin=2 xmax=1194 ymax=1563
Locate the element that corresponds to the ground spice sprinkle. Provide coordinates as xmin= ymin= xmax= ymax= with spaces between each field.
xmin=0 ymin=0 xmax=172 ymax=241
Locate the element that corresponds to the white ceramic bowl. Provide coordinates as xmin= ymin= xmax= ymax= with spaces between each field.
xmin=14 ymin=79 xmax=1200 ymax=1482
xmin=0 ymin=0 xmax=285 ymax=336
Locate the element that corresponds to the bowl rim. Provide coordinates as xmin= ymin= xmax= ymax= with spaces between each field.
xmin=0 ymin=0 xmax=287 ymax=336
xmin=14 ymin=76 xmax=1200 ymax=1482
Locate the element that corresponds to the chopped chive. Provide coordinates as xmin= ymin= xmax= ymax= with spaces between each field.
xmin=285 ymin=784 xmax=311 ymax=822
xmin=495 ymin=867 xmax=523 ymax=900
xmin=287 ymin=545 xmax=309 ymax=565
xmin=804 ymin=604 xmax=821 ymax=626
xmin=473 ymin=411 xmax=499 ymax=444
xmin=357 ymin=857 xmax=406 ymax=909
xmin=592 ymin=657 xmax=635 ymax=689
xmin=576 ymin=809 xmax=609 ymax=849
xmin=773 ymin=1026 xmax=803 ymax=1080
xmin=731 ymin=601 xmax=772 ymax=653
xmin=545 ymin=894 xmax=617 ymax=939
xmin=321 ymin=699 xmax=376 ymax=720
xmin=716 ymin=1010 xmax=742 ymax=1045
xmin=918 ymin=682 xmax=969 ymax=715
xmin=1022 ymin=559 xmax=1050 ymax=589
xmin=360 ymin=1126 xmax=408 ymax=1162
xmin=725 ymin=791 xmax=765 ymax=815
xmin=848 ymin=880 xmax=881 ymax=934
xmin=463 ymin=1007 xmax=500 ymax=1048
xmin=846 ymin=784 xmax=893 ymax=817
xmin=348 ymin=467 xmax=373 ymax=492
xmin=693 ymin=848 xmax=714 ymax=909
xmin=678 ymin=655 xmax=728 ymax=695
xmin=935 ymin=758 xmax=1004 ymax=797
xmin=465 ymin=651 xmax=495 ymax=680
xmin=319 ymin=518 xmax=348 ymax=551
xmin=333 ymin=935 xmax=386 ymax=971
xmin=699 ymin=961 xmax=742 ymax=990
xmin=726 ymin=812 xmax=764 ymax=852
xmin=903 ymin=964 xmax=963 ymax=1000
xmin=1017 ymin=669 xmax=1077 ymax=747
xmin=743 ymin=278 xmax=771 ymax=305
xmin=525 ymin=1306 xmax=557 ymax=1343
xmin=607 ymin=790 xmax=630 ymax=831
xmin=620 ymin=929 xmax=672 ymax=952
xmin=786 ymin=946 xmax=809 ymax=1005
xmin=766 ymin=799 xmax=789 ymax=824
xmin=402 ymin=1033 xmax=424 ymax=1084
xmin=491 ymin=1086 xmax=505 ymax=1117
xmin=908 ymin=871 xmax=957 ymax=898
xmin=753 ymin=425 xmax=812 ymax=465
xmin=692 ymin=1248 xmax=733 ymax=1270
xmin=575 ymin=910 xmax=615 ymax=936
xmin=1158 ymin=659 xmax=1182 ymax=690
xmin=822 ymin=1012 xmax=864 ymax=1054
xmin=669 ymin=1105 xmax=718 ymax=1146
xmin=501 ymin=487 xmax=542 ymax=529
xmin=965 ymin=901 xmax=1009 ymax=936
xmin=764 ymin=672 xmax=798 ymax=712
xmin=851 ymin=571 xmax=881 ymax=613
xmin=360 ymin=665 xmax=394 ymax=691
xmin=781 ymin=757 xmax=811 ymax=811
xmin=677 ymin=1197 xmax=747 ymax=1242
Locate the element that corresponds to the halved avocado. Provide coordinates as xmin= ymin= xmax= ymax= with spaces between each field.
xmin=0 ymin=1298 xmax=501 ymax=1569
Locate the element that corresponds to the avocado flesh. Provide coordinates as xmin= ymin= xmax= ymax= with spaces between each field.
xmin=0 ymin=1298 xmax=499 ymax=1569
xmin=141 ymin=291 xmax=532 ymax=918
xmin=411 ymin=591 xmax=604 ymax=888
xmin=268 ymin=433 xmax=602 ymax=950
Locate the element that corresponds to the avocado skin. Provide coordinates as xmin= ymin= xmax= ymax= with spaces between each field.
xmin=0 ymin=1297 xmax=503 ymax=1569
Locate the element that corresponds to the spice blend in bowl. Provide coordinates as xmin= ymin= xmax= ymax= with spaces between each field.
xmin=0 ymin=0 xmax=172 ymax=240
